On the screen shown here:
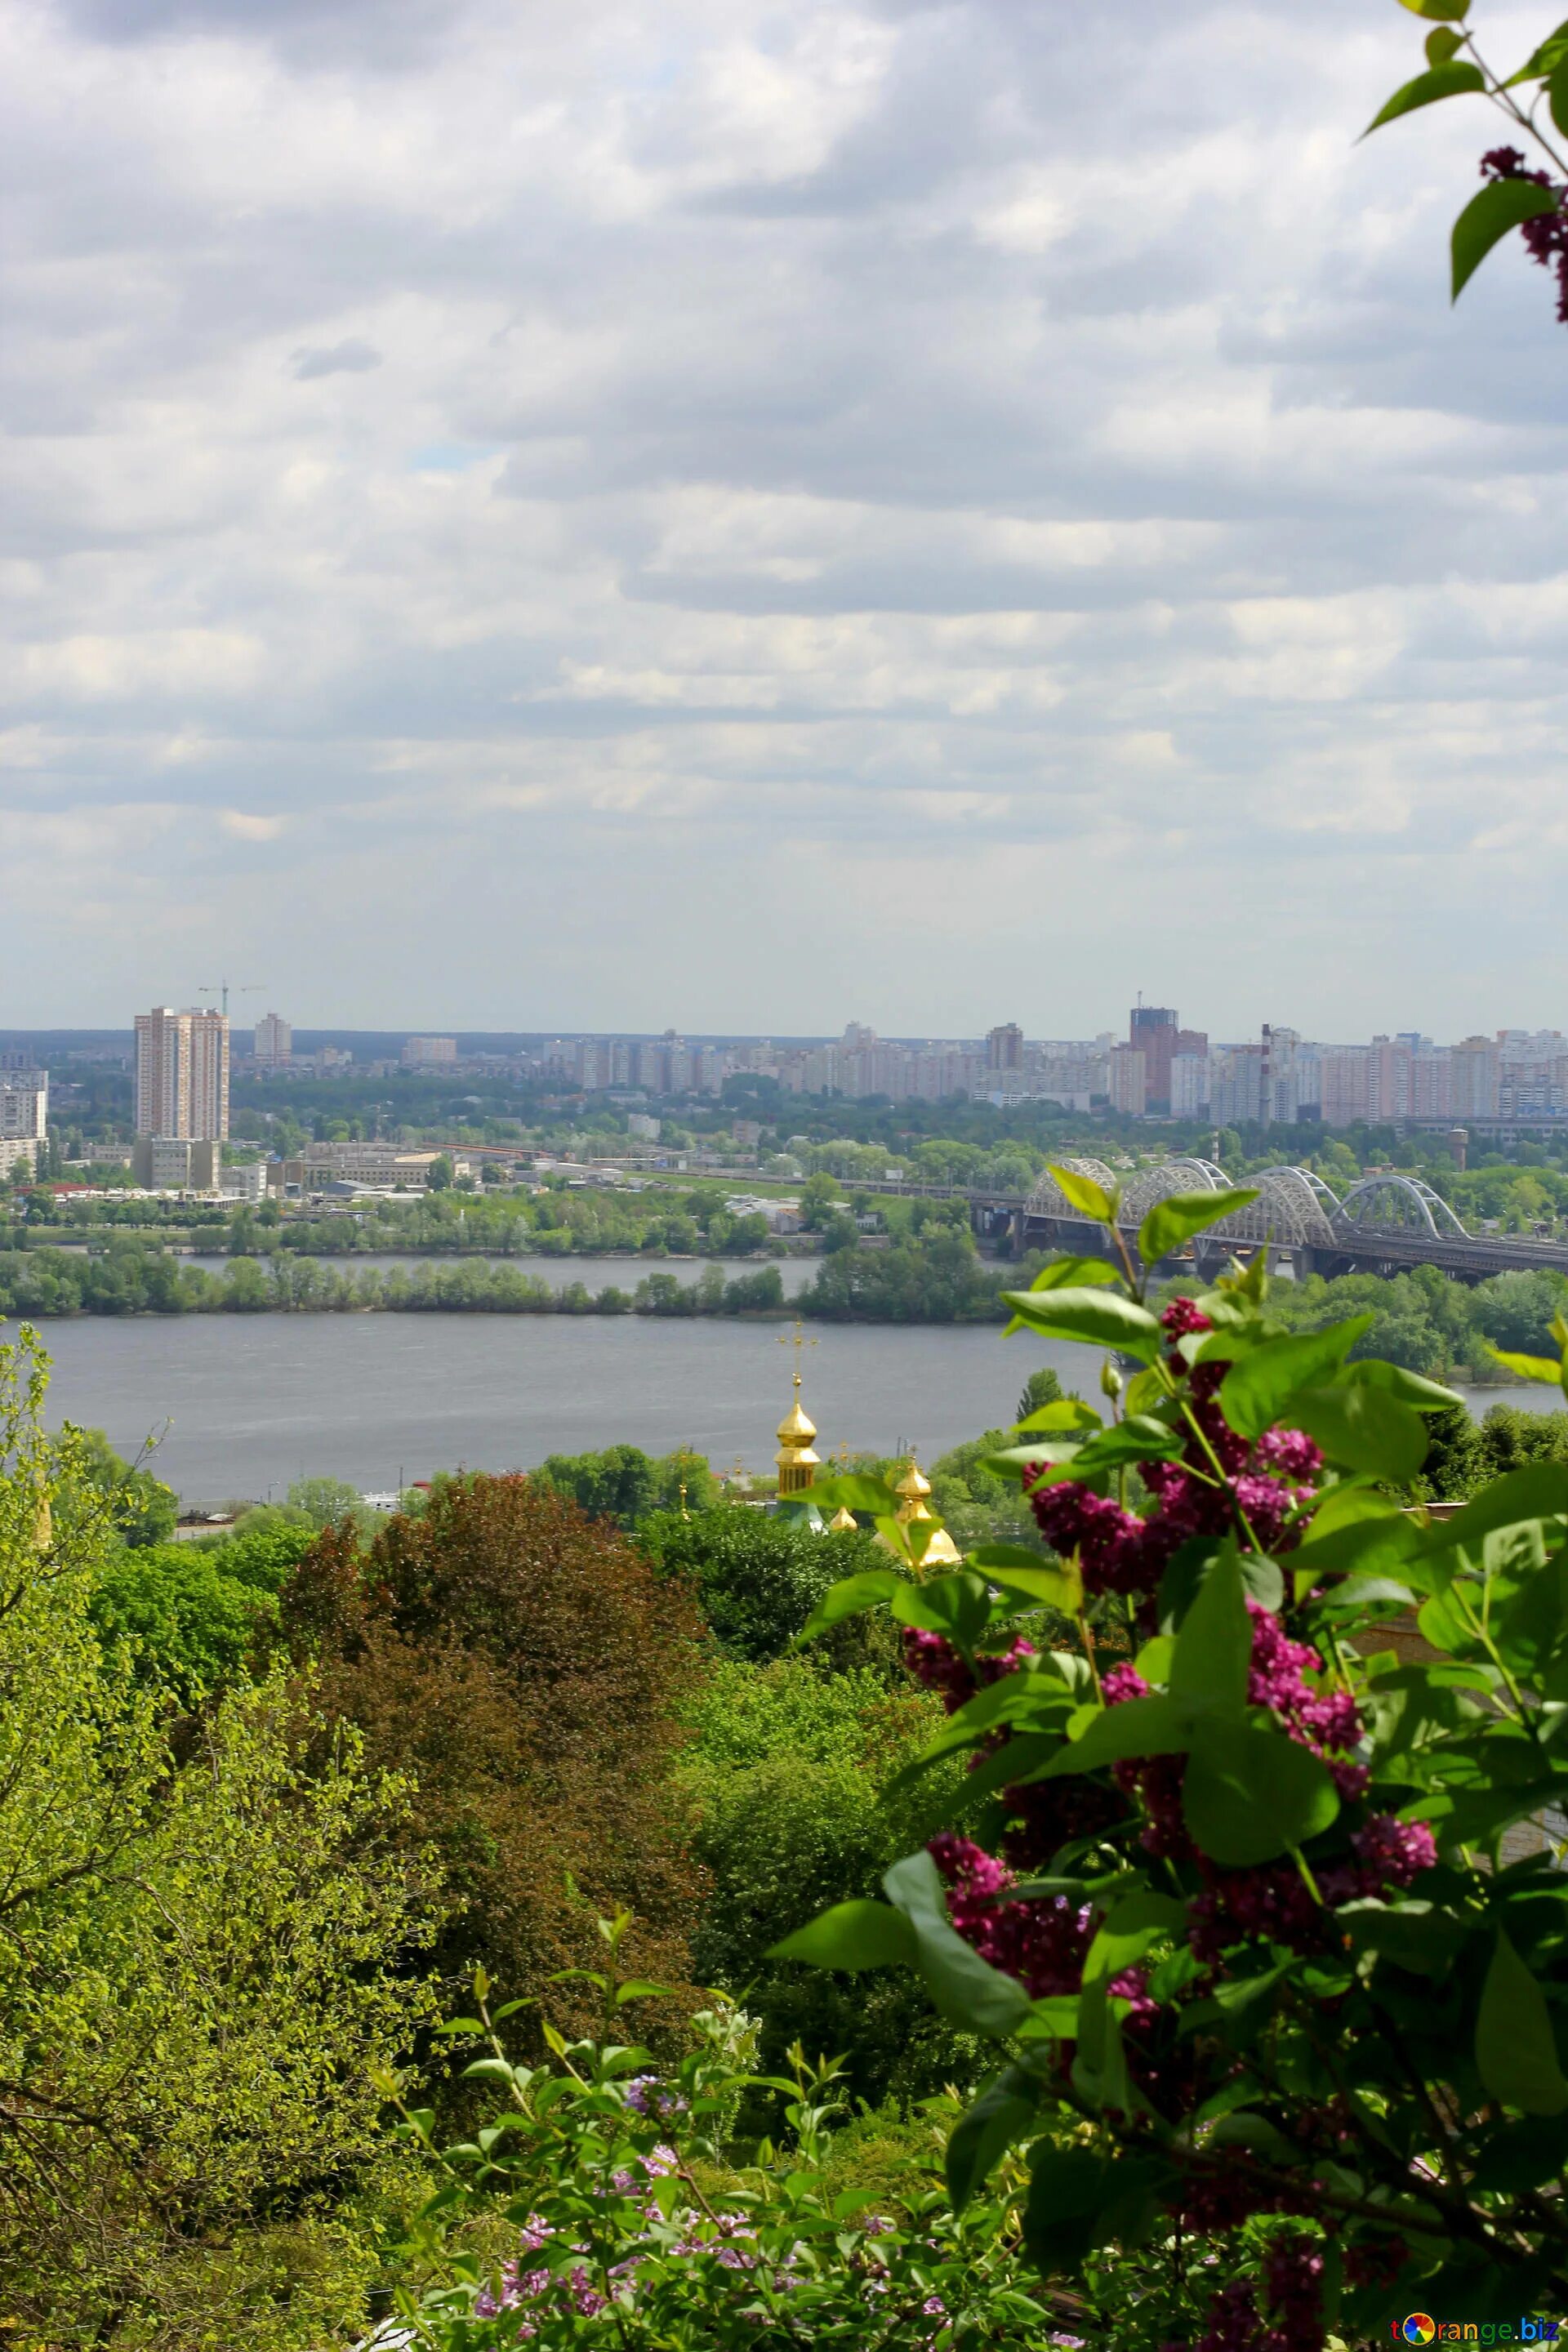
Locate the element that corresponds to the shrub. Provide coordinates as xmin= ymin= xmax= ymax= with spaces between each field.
xmin=636 ymin=1505 xmax=893 ymax=1664
xmin=779 ymin=1222 xmax=1568 ymax=2345
xmin=385 ymin=1945 xmax=1062 ymax=2349
xmin=680 ymin=1658 xmax=969 ymax=2107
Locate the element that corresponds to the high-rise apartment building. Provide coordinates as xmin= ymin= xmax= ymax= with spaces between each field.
xmin=254 ymin=1010 xmax=292 ymax=1067
xmin=402 ymin=1036 xmax=457 ymax=1067
xmin=0 ymin=1067 xmax=47 ymax=1178
xmin=1108 ymin=1044 xmax=1147 ymax=1116
xmin=1129 ymin=1006 xmax=1179 ymax=1112
xmin=987 ymin=1022 xmax=1023 ymax=1072
xmin=1451 ymin=1036 xmax=1501 ymax=1118
xmin=134 ymin=1008 xmax=229 ymax=1139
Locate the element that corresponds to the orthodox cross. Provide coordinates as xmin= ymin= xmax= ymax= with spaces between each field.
xmin=777 ymin=1319 xmax=818 ymax=1380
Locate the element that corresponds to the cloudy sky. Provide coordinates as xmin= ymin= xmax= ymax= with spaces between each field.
xmin=4 ymin=0 xmax=1566 ymax=1040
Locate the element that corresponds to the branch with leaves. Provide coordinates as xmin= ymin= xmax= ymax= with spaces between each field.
xmin=1367 ymin=1 xmax=1568 ymax=319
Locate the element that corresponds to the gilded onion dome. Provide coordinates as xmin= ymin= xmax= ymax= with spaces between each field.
xmin=826 ymin=1504 xmax=858 ymax=1533
xmin=776 ymin=1374 xmax=821 ymax=1497
xmin=891 ymin=1454 xmax=960 ymax=1567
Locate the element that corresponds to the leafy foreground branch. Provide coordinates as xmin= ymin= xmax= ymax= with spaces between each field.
xmin=1369 ymin=0 xmax=1568 ymax=322
xmin=774 ymin=1178 xmax=1568 ymax=2345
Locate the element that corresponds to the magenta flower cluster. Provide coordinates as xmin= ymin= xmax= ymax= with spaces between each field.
xmin=1481 ymin=149 xmax=1568 ymax=324
xmin=1169 ymin=2232 xmax=1327 ymax=2352
xmin=1027 ymin=1303 xmax=1319 ymax=1615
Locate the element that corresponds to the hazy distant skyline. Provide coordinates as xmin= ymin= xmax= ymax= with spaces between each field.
xmin=5 ymin=0 xmax=1566 ymax=1034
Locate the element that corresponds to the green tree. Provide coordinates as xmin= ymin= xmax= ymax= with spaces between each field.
xmin=73 ymin=1426 xmax=178 ymax=1547
xmin=287 ymin=1473 xmax=367 ymax=1529
xmin=532 ymin=1443 xmax=717 ymax=1529
xmin=427 ymin=1154 xmax=454 ymax=1192
xmin=0 ymin=1331 xmax=431 ymax=2345
xmin=278 ymin=1476 xmax=709 ymax=2078
xmin=1016 ymin=1364 xmax=1067 ymax=1423
xmin=799 ymin=1172 xmax=840 ymax=1229
xmin=637 ymin=1507 xmax=893 ymax=1664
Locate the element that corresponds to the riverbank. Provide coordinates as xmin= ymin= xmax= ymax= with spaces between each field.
xmin=0 ymin=1236 xmax=1023 ymax=1324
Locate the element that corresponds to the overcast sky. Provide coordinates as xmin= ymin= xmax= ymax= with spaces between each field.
xmin=4 ymin=0 xmax=1566 ymax=1040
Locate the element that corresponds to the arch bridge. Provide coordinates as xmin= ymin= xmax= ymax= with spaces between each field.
xmin=1011 ymin=1161 xmax=1568 ymax=1283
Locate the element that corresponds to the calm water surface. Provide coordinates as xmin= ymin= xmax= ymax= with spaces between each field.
xmin=29 ymin=1314 xmax=1061 ymax=1503
xmin=23 ymin=1311 xmax=1562 ymax=1506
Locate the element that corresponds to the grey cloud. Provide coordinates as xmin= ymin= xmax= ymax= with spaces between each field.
xmin=3 ymin=0 xmax=1567 ymax=1033
xmin=290 ymin=337 xmax=382 ymax=379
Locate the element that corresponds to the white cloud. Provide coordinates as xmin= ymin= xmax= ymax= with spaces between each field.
xmin=2 ymin=0 xmax=1567 ymax=1034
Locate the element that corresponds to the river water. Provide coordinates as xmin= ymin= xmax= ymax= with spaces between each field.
xmin=17 ymin=1299 xmax=1564 ymax=1507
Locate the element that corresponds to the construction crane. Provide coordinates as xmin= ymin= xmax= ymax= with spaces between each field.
xmin=199 ymin=981 xmax=266 ymax=1018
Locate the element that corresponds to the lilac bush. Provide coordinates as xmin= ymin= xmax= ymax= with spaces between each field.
xmin=776 ymin=1175 xmax=1568 ymax=2346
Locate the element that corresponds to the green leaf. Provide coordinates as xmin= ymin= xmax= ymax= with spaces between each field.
xmin=1508 ymin=19 xmax=1568 ymax=82
xmin=1365 ymin=57 xmax=1483 ymax=134
xmin=1027 ymin=1255 xmax=1121 ymax=1293
xmin=768 ymin=1900 xmax=918 ymax=1971
xmin=1169 ymin=1541 xmax=1252 ymax=1715
xmin=1396 ymin=0 xmax=1470 ymax=17
xmin=1034 ymin=1416 xmax=1184 ymax=1481
xmin=1426 ymin=25 xmax=1464 ymax=60
xmin=1183 ymin=1723 xmax=1340 ymax=1865
xmin=884 ymin=1851 xmax=1032 ymax=2035
xmin=1022 ymin=2145 xmax=1172 ymax=2267
xmin=1344 ymin=1359 xmax=1463 ymax=1411
xmin=1483 ymin=1345 xmax=1562 ymax=1385
xmin=946 ymin=2067 xmax=1040 ymax=2212
xmin=1000 ymin=1287 xmax=1163 ymax=1365
xmin=1550 ymin=52 xmax=1568 ymax=132
xmin=797 ymin=1569 xmax=902 ymax=1643
xmin=1013 ymin=1396 xmax=1103 ymax=1432
xmin=1476 ymin=1930 xmax=1568 ymax=2114
xmin=1452 ymin=176 xmax=1563 ymax=299
xmin=1021 ymin=2145 xmax=1119 ymax=2271
xmin=802 ymin=1473 xmax=901 ymax=1517
xmin=1138 ymin=1187 xmax=1258 ymax=1267
xmin=1312 ymin=1573 xmax=1417 ymax=1616
xmin=1039 ymin=1692 xmax=1197 ymax=1777
xmin=1045 ymin=1163 xmax=1117 ymax=1220
xmin=1160 ymin=1535 xmax=1282 ymax=1631
xmin=1427 ymin=1464 xmax=1568 ymax=1555
xmin=892 ymin=1571 xmax=995 ymax=1650
xmin=983 ymin=1560 xmax=1086 ymax=1615
xmin=1295 ymin=1508 xmax=1422 ymax=1584
xmin=1217 ymin=1317 xmax=1375 ymax=1441
xmin=1082 ymin=1891 xmax=1188 ymax=1986
xmin=1284 ymin=1385 xmax=1429 ymax=1481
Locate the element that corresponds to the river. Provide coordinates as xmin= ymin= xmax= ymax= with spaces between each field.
xmin=18 ymin=1306 xmax=1565 ymax=1508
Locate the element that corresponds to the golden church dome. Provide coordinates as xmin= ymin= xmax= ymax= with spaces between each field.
xmin=889 ymin=1452 xmax=961 ymax=1567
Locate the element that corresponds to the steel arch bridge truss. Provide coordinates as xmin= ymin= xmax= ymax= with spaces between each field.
xmin=1020 ymin=1159 xmax=1470 ymax=1252
xmin=1025 ymin=1156 xmax=1118 ymax=1217
xmin=1336 ymin=1174 xmax=1469 ymax=1241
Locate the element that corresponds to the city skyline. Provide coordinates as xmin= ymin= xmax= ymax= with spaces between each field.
xmin=6 ymin=2 xmax=1568 ymax=1031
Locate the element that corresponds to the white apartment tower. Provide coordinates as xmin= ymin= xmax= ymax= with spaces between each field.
xmin=0 ymin=1068 xmax=47 ymax=1178
xmin=254 ymin=1010 xmax=292 ymax=1067
xmin=135 ymin=1007 xmax=229 ymax=1139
